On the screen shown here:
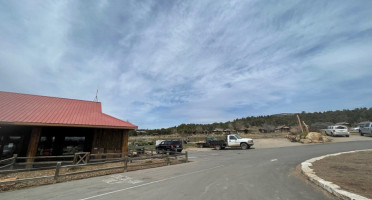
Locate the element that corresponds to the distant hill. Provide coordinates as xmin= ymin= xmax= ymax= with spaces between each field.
xmin=271 ymin=113 xmax=298 ymax=117
xmin=133 ymin=107 xmax=372 ymax=135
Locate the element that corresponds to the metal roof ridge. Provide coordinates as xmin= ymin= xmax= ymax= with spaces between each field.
xmin=0 ymin=90 xmax=101 ymax=104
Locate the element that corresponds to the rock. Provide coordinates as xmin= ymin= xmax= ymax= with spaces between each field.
xmin=286 ymin=135 xmax=297 ymax=142
xmin=306 ymin=132 xmax=322 ymax=142
xmin=286 ymin=134 xmax=302 ymax=142
xmin=321 ymin=136 xmax=331 ymax=143
xmin=300 ymin=139 xmax=312 ymax=144
xmin=288 ymin=132 xmax=330 ymax=144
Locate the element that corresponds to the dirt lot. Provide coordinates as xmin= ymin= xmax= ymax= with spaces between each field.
xmin=187 ymin=137 xmax=303 ymax=151
xmin=189 ymin=134 xmax=372 ymax=151
xmin=312 ymin=151 xmax=372 ymax=199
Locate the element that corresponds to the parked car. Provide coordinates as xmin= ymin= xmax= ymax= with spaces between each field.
xmin=359 ymin=122 xmax=372 ymax=136
xmin=155 ymin=140 xmax=183 ymax=154
xmin=1 ymin=144 xmax=15 ymax=159
xmin=209 ymin=134 xmax=254 ymax=150
xmin=155 ymin=140 xmax=165 ymax=146
xmin=324 ymin=125 xmax=349 ymax=137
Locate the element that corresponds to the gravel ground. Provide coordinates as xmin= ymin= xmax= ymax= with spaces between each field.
xmin=189 ymin=134 xmax=372 ymax=151
xmin=187 ymin=137 xmax=302 ymax=152
xmin=311 ymin=151 xmax=372 ymax=199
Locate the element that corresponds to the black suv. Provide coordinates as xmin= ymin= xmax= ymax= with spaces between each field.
xmin=156 ymin=140 xmax=183 ymax=154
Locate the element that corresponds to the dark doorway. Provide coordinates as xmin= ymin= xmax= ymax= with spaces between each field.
xmin=38 ymin=127 xmax=94 ymax=156
xmin=0 ymin=126 xmax=31 ymax=159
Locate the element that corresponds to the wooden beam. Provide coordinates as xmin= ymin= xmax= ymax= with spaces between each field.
xmin=91 ymin=129 xmax=99 ymax=153
xmin=302 ymin=121 xmax=309 ymax=133
xmin=122 ymin=130 xmax=129 ymax=157
xmin=26 ymin=127 xmax=41 ymax=167
xmin=296 ymin=115 xmax=304 ymax=133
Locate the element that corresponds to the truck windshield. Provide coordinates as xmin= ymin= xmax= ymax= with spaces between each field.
xmin=235 ymin=135 xmax=242 ymax=139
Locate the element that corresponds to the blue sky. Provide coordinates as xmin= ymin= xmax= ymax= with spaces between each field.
xmin=1 ymin=1 xmax=372 ymax=129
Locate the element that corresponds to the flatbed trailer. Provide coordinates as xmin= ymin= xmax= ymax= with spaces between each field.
xmin=196 ymin=137 xmax=224 ymax=148
xmin=209 ymin=134 xmax=254 ymax=150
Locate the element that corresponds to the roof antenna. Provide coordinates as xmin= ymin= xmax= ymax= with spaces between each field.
xmin=94 ymin=89 xmax=98 ymax=102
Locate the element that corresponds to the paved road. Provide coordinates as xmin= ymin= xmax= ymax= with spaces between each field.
xmin=1 ymin=140 xmax=372 ymax=200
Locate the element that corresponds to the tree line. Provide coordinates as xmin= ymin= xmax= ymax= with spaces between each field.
xmin=131 ymin=107 xmax=372 ymax=136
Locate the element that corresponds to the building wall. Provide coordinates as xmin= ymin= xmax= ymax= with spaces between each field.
xmin=0 ymin=125 xmax=130 ymax=159
xmin=91 ymin=129 xmax=124 ymax=153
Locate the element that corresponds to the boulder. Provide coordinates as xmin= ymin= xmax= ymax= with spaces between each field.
xmin=287 ymin=132 xmax=331 ymax=144
xmin=286 ymin=134 xmax=301 ymax=142
xmin=321 ymin=136 xmax=331 ymax=143
xmin=286 ymin=134 xmax=297 ymax=142
xmin=300 ymin=139 xmax=312 ymax=144
xmin=306 ymin=132 xmax=322 ymax=142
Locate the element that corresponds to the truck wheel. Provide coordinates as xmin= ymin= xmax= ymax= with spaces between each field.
xmin=215 ymin=145 xmax=221 ymax=150
xmin=360 ymin=130 xmax=364 ymax=136
xmin=241 ymin=143 xmax=248 ymax=150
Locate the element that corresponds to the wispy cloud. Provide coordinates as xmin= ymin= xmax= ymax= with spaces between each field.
xmin=1 ymin=0 xmax=372 ymax=128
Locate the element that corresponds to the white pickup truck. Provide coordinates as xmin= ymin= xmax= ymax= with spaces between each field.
xmin=359 ymin=122 xmax=372 ymax=136
xmin=210 ymin=134 xmax=254 ymax=150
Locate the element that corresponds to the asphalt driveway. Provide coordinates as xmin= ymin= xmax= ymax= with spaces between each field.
xmin=1 ymin=139 xmax=371 ymax=200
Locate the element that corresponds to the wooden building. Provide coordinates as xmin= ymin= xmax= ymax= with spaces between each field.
xmin=336 ymin=122 xmax=350 ymax=127
xmin=212 ymin=128 xmax=224 ymax=133
xmin=223 ymin=129 xmax=235 ymax=134
xmin=275 ymin=125 xmax=290 ymax=133
xmin=236 ymin=127 xmax=249 ymax=134
xmin=0 ymin=91 xmax=137 ymax=160
xmin=358 ymin=121 xmax=370 ymax=126
xmin=259 ymin=128 xmax=268 ymax=133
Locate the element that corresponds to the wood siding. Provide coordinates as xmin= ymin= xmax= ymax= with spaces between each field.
xmin=91 ymin=129 xmax=124 ymax=153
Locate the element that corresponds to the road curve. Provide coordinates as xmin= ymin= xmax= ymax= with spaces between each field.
xmin=1 ymin=140 xmax=371 ymax=200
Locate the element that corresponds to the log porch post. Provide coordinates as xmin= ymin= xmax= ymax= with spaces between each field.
xmin=26 ymin=127 xmax=42 ymax=167
xmin=122 ymin=130 xmax=129 ymax=157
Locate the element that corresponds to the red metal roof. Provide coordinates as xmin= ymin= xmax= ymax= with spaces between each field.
xmin=0 ymin=91 xmax=137 ymax=129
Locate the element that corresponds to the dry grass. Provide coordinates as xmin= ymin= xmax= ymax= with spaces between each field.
xmin=312 ymin=151 xmax=372 ymax=198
